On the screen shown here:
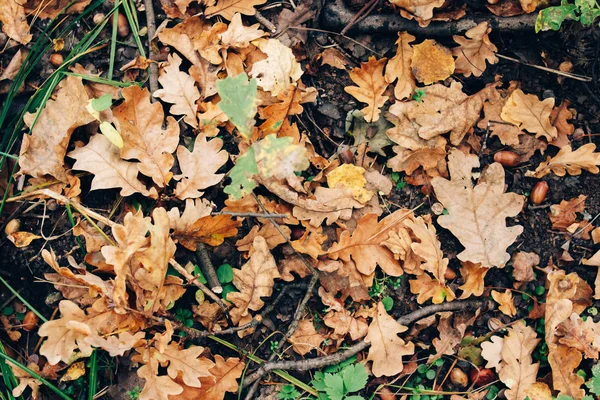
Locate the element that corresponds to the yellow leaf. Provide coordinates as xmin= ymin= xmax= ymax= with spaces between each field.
xmin=411 ymin=40 xmax=455 ymax=85
xmin=491 ymin=289 xmax=516 ymax=317
xmin=7 ymin=231 xmax=41 ymax=248
xmin=60 ymin=361 xmax=86 ymax=383
xmin=99 ymin=122 xmax=123 ymax=149
xmin=344 ymin=56 xmax=388 ymax=122
xmin=326 ymin=164 xmax=374 ymax=204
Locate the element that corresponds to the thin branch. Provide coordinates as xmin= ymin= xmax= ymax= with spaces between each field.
xmin=143 ymin=0 xmax=159 ymax=93
xmin=195 ymin=243 xmax=222 ymax=294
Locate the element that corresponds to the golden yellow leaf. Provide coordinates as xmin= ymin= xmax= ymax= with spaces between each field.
xmin=60 ymin=361 xmax=86 ymax=383
xmin=530 ymin=143 xmax=600 ymax=178
xmin=205 ymin=0 xmax=267 ymax=20
xmin=6 ymin=231 xmax=41 ymax=248
xmin=452 ymin=22 xmax=498 ymax=77
xmin=153 ymin=53 xmax=200 ymax=128
xmin=326 ymin=164 xmax=374 ymax=204
xmin=411 ymin=40 xmax=455 ymax=85
xmin=491 ymin=289 xmax=516 ymax=317
xmin=0 ymin=0 xmax=32 ymax=44
xmin=385 ymin=32 xmax=416 ymax=100
xmin=431 ymin=149 xmax=524 ymax=268
xmin=409 ymin=273 xmax=456 ymax=304
xmin=364 ymin=302 xmax=414 ymax=377
xmin=289 ymin=319 xmax=325 ymax=355
xmin=501 ymin=89 xmax=557 ymax=140
xmin=458 ymin=262 xmax=489 ymax=299
xmin=174 ymin=136 xmax=229 ymax=200
xmin=523 ymin=382 xmax=552 ymax=400
xmin=227 ymin=236 xmax=280 ymax=324
xmin=344 ymin=56 xmax=389 ymax=122
xmin=19 ymin=76 xmax=95 ymax=181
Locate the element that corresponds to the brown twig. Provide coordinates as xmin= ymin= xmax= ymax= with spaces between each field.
xmin=195 ymin=243 xmax=222 ymax=294
xmin=255 ymin=10 xmax=277 ymax=33
xmin=243 ymin=299 xmax=490 ymax=382
xmin=340 ymin=0 xmax=379 ymax=35
xmin=211 ymin=211 xmax=289 ymax=219
xmin=496 ymin=54 xmax=592 ymax=82
xmin=143 ymin=0 xmax=159 ymax=94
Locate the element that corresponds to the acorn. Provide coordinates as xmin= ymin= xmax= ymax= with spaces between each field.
xmin=116 ymin=13 xmax=129 ymax=37
xmin=444 ymin=267 xmax=457 ymax=280
xmin=450 ymin=367 xmax=469 ymax=388
xmin=92 ymin=13 xmax=105 ymax=25
xmin=4 ymin=219 xmax=20 ymax=235
xmin=49 ymin=53 xmax=63 ymax=67
xmin=470 ymin=368 xmax=495 ymax=387
xmin=22 ymin=311 xmax=38 ymax=332
xmin=493 ymin=151 xmax=521 ymax=167
xmin=530 ymin=181 xmax=549 ymax=205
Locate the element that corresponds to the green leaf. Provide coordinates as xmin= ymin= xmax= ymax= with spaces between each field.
xmin=224 ymin=147 xmax=258 ymax=199
xmin=586 ymin=362 xmax=600 ymax=394
xmin=192 ymin=265 xmax=208 ymax=285
xmin=341 ymin=364 xmax=368 ymax=393
xmin=575 ymin=0 xmax=600 ymax=24
xmin=216 ymin=72 xmax=257 ymax=138
xmin=216 ymin=264 xmax=234 ymax=284
xmin=323 ymin=373 xmax=345 ymax=400
xmin=345 ymin=396 xmax=365 ymax=400
xmin=345 ymin=110 xmax=393 ymax=156
xmin=382 ymin=296 xmax=394 ymax=311
xmin=91 ymin=94 xmax=113 ymax=112
xmin=311 ymin=371 xmax=328 ymax=392
xmin=278 ymin=384 xmax=301 ymax=400
xmin=535 ymin=3 xmax=578 ymax=32
xmin=221 ymin=283 xmax=237 ymax=299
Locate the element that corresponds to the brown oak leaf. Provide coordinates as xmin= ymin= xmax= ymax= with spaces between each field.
xmin=344 ymin=56 xmax=389 ymax=123
xmin=529 ymin=143 xmax=600 ymax=178
xmin=205 ymin=0 xmax=267 ymax=20
xmin=0 ymin=0 xmax=32 ymax=44
xmin=289 ymin=319 xmax=325 ymax=355
xmin=452 ymin=22 xmax=498 ymax=77
xmin=501 ymin=89 xmax=557 ymax=140
xmin=385 ymin=32 xmax=416 ymax=100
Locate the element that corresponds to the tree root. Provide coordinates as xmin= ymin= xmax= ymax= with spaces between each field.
xmin=321 ymin=0 xmax=537 ymax=35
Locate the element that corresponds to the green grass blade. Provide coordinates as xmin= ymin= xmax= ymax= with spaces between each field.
xmin=121 ymin=0 xmax=146 ymax=57
xmin=87 ymin=351 xmax=98 ymax=400
xmin=0 ymin=342 xmax=19 ymax=400
xmin=0 ymin=276 xmax=48 ymax=323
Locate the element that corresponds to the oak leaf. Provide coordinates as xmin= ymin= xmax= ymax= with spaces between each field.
xmin=279 ymin=254 xmax=313 ymax=282
xmin=429 ymin=313 xmax=471 ymax=362
xmin=153 ymin=53 xmax=200 ymax=128
xmin=344 ymin=56 xmax=389 ymax=123
xmin=138 ymin=364 xmax=184 ymax=400
xmin=0 ymin=0 xmax=32 ymax=44
xmin=511 ymin=251 xmax=539 ymax=288
xmin=227 ymin=236 xmax=280 ymax=324
xmin=249 ymin=38 xmax=303 ymax=96
xmin=583 ymin=250 xmax=600 ymax=300
xmin=458 ymin=262 xmax=489 ymax=299
xmin=290 ymin=225 xmax=326 ymax=259
xmin=481 ymin=335 xmax=504 ymax=370
xmin=497 ymin=321 xmax=540 ymax=400
xmin=73 ymin=219 xmax=110 ymax=253
xmin=529 ymin=143 xmax=600 ymax=178
xmin=477 ymin=91 xmax=522 ymax=146
xmin=409 ymin=273 xmax=456 ymax=304
xmin=549 ymin=195 xmax=586 ymax=231
xmin=258 ymin=84 xmax=315 ymax=135
xmin=68 ymin=134 xmax=157 ymax=198
xmin=501 ymin=89 xmax=557 ymax=140
xmin=161 ymin=342 xmax=214 ymax=388
xmin=168 ymin=199 xmax=213 ymax=234
xmin=328 ymin=211 xmax=412 ymax=277
xmin=19 ymin=76 xmax=94 ymax=181
xmin=289 ymin=319 xmax=325 ymax=355
xmin=549 ymin=344 xmax=586 ymax=399
xmin=205 ymin=0 xmax=267 ymax=20
xmin=320 ymin=48 xmax=348 ymax=70
xmin=10 ymin=362 xmax=41 ymax=399
xmin=364 ymin=302 xmax=414 ymax=377
xmin=389 ymin=0 xmax=445 ymax=26
xmin=174 ymin=136 xmax=228 ymax=200
xmin=452 ymin=22 xmax=498 ymax=77
xmin=220 ymin=13 xmax=265 ymax=49
xmin=431 ymin=149 xmax=524 ymax=268
xmin=172 ymin=214 xmax=240 ymax=250
xmin=113 ymin=85 xmax=180 ymax=187
xmin=235 ymin=223 xmax=290 ymax=252
xmin=405 ymin=216 xmax=449 ymax=282
xmin=556 ymin=313 xmax=600 ymax=359
xmin=385 ymin=32 xmax=416 ymax=100
xmin=491 ymin=289 xmax=517 ymax=317
xmin=276 ymin=2 xmax=315 ymax=46
xmin=192 ymin=355 xmax=245 ymax=400
xmin=24 ymin=0 xmax=91 ymax=19
xmin=411 ymin=40 xmax=455 ymax=85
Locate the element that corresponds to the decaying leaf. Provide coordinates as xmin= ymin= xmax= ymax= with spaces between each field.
xmin=326 ymin=164 xmax=374 ymax=204
xmin=431 ymin=149 xmax=524 ymax=268
xmin=452 ymin=22 xmax=498 ymax=77
xmin=549 ymin=195 xmax=586 ymax=231
xmin=411 ymin=40 xmax=455 ymax=85
xmin=344 ymin=56 xmax=389 ymax=123
xmin=250 ymin=38 xmax=303 ymax=96
xmin=364 ymin=302 xmax=414 ymax=377
xmin=529 ymin=143 xmax=600 ymax=178
xmin=511 ymin=251 xmax=539 ymax=288
xmin=501 ymin=89 xmax=557 ymax=140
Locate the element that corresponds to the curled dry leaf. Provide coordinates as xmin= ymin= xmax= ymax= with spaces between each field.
xmin=411 ymin=40 xmax=455 ymax=85
xmin=549 ymin=195 xmax=586 ymax=231
xmin=458 ymin=261 xmax=489 ymax=299
xmin=452 ymin=22 xmax=498 ymax=78
xmin=364 ymin=302 xmax=414 ymax=377
xmin=405 ymin=215 xmax=449 ymax=282
xmin=0 ymin=0 xmax=32 ymax=44
xmin=385 ymin=31 xmax=416 ymax=100
xmin=289 ymin=319 xmax=326 ymax=355
xmin=431 ymin=149 xmax=524 ymax=268
xmin=227 ymin=236 xmax=280 ymax=325
xmin=501 ymin=89 xmax=557 ymax=140
xmin=174 ymin=136 xmax=228 ymax=200
xmin=153 ymin=53 xmax=200 ymax=128
xmin=344 ymin=56 xmax=389 ymax=123
xmin=19 ymin=76 xmax=94 ymax=181
xmin=114 ymin=85 xmax=180 ymax=187
xmin=529 ymin=143 xmax=600 ymax=178
xmin=491 ymin=289 xmax=516 ymax=317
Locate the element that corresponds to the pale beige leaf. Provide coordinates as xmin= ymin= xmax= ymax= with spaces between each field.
xmin=205 ymin=0 xmax=267 ymax=20
xmin=194 ymin=355 xmax=245 ymax=400
xmin=405 ymin=216 xmax=449 ymax=282
xmin=0 ymin=0 xmax=32 ymax=44
xmin=220 ymin=13 xmax=265 ymax=49
xmin=389 ymin=0 xmax=445 ymax=25
xmin=174 ymin=136 xmax=228 ymax=200
xmin=344 ymin=56 xmax=388 ymax=122
xmin=431 ymin=149 xmax=524 ymax=268
xmin=583 ymin=249 xmax=600 ymax=300
xmin=168 ymin=199 xmax=213 ymax=234
xmin=501 ymin=89 xmax=557 ymax=140
xmin=85 ymin=332 xmax=145 ymax=357
xmin=227 ymin=236 xmax=280 ymax=324
xmin=530 ymin=143 xmax=600 ymax=178
xmin=289 ymin=319 xmax=325 ymax=355
xmin=409 ymin=270 xmax=456 ymax=304
xmin=481 ymin=335 xmax=504 ymax=370
xmin=68 ymin=134 xmax=156 ymax=198
xmin=162 ymin=343 xmax=214 ymax=388
xmin=498 ymin=321 xmax=540 ymax=400
xmin=113 ymin=85 xmax=180 ymax=187
xmin=249 ymin=38 xmax=303 ymax=96
xmin=153 ymin=53 xmax=200 ymax=128
xmin=364 ymin=302 xmax=414 ymax=377
xmin=452 ymin=22 xmax=498 ymax=77
xmin=19 ymin=76 xmax=94 ymax=181
xmin=385 ymin=32 xmax=416 ymax=100
xmin=138 ymin=364 xmax=184 ymax=400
